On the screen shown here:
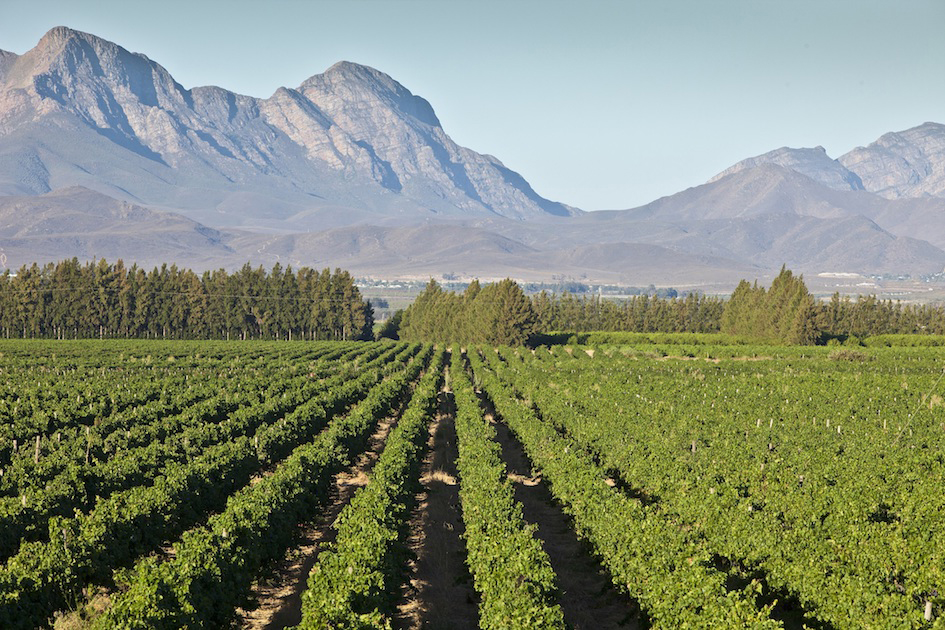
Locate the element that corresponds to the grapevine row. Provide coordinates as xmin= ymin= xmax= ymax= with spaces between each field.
xmin=515 ymin=345 xmax=944 ymax=627
xmin=93 ymin=345 xmax=435 ymax=629
xmin=0 ymin=343 xmax=391 ymax=559
xmin=0 ymin=343 xmax=422 ymax=628
xmin=451 ymin=350 xmax=566 ymax=629
xmin=468 ymin=347 xmax=779 ymax=628
xmin=296 ymin=348 xmax=447 ymax=628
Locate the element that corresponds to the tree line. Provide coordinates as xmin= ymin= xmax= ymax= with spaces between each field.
xmin=394 ymin=270 xmax=945 ymax=345
xmin=0 ymin=259 xmax=373 ymax=340
xmin=394 ymin=278 xmax=724 ymax=345
xmin=815 ymin=292 xmax=945 ymax=339
xmin=719 ymin=266 xmax=945 ymax=342
xmin=4 ymin=259 xmax=945 ymax=345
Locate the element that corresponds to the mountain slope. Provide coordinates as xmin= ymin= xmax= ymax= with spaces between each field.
xmin=633 ymin=163 xmax=865 ymax=221
xmin=839 ymin=122 xmax=945 ymax=199
xmin=595 ymin=164 xmax=945 ymax=274
xmin=708 ymin=123 xmax=945 ymax=202
xmin=709 ymin=146 xmax=864 ymax=192
xmin=0 ymin=27 xmax=575 ymax=228
xmin=2 ymin=27 xmax=945 ymax=286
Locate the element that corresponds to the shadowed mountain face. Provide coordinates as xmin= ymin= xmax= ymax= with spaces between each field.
xmin=1 ymin=27 xmax=944 ymax=288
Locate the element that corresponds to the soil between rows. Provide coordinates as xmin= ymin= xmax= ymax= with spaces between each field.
xmin=483 ymin=397 xmax=642 ymax=630
xmin=396 ymin=386 xmax=479 ymax=629
xmin=215 ymin=372 xmax=641 ymax=629
xmin=238 ymin=409 xmax=403 ymax=629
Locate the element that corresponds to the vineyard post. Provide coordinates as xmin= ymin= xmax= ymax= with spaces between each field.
xmin=85 ymin=426 xmax=91 ymax=464
xmin=34 ymin=435 xmax=39 ymax=464
xmin=926 ymin=600 xmax=933 ymax=621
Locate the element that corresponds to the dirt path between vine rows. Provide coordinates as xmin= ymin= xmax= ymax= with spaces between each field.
xmin=486 ymin=404 xmax=642 ymax=630
xmin=238 ymin=409 xmax=403 ymax=630
xmin=395 ymin=384 xmax=479 ymax=630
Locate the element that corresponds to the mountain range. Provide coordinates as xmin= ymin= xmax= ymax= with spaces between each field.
xmin=1 ymin=26 xmax=944 ymax=290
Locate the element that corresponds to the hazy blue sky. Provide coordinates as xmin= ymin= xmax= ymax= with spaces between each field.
xmin=2 ymin=0 xmax=943 ymax=210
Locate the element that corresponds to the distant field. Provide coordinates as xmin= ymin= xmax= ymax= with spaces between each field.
xmin=0 ymin=339 xmax=941 ymax=628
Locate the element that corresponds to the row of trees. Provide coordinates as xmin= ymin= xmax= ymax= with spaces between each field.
xmin=5 ymin=260 xmax=945 ymax=345
xmin=531 ymin=291 xmax=724 ymax=334
xmin=718 ymin=267 xmax=945 ymax=343
xmin=397 ymin=270 xmax=945 ymax=346
xmin=815 ymin=293 xmax=945 ymax=339
xmin=720 ymin=267 xmax=819 ymax=344
xmin=538 ymin=269 xmax=945 ymax=344
xmin=0 ymin=259 xmax=374 ymax=340
xmin=396 ymin=279 xmax=724 ymax=345
xmin=399 ymin=279 xmax=538 ymax=345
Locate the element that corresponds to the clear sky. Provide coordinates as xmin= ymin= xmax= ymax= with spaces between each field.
xmin=2 ymin=0 xmax=943 ymax=211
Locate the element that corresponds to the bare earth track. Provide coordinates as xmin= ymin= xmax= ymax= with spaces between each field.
xmin=483 ymin=395 xmax=643 ymax=630
xmin=396 ymin=384 xmax=479 ymax=630
xmin=238 ymin=410 xmax=404 ymax=629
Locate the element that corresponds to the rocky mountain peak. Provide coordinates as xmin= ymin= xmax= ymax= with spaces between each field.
xmin=839 ymin=122 xmax=945 ymax=199
xmin=301 ymin=61 xmax=440 ymax=128
xmin=36 ymin=25 xmax=89 ymax=49
xmin=710 ymin=145 xmax=864 ymax=192
xmin=12 ymin=26 xmax=157 ymax=87
xmin=1 ymin=25 xmax=190 ymax=138
xmin=321 ymin=60 xmax=399 ymax=88
xmin=709 ymin=123 xmax=945 ymax=202
xmin=0 ymin=28 xmax=574 ymax=224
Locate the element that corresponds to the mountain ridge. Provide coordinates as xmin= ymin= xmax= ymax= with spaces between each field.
xmin=0 ymin=26 xmax=576 ymax=226
xmin=839 ymin=122 xmax=945 ymax=199
xmin=709 ymin=146 xmax=865 ymax=192
xmin=709 ymin=122 xmax=945 ymax=201
xmin=1 ymin=26 xmax=945 ymax=289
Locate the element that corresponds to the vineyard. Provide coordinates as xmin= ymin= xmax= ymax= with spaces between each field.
xmin=0 ymin=338 xmax=942 ymax=628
